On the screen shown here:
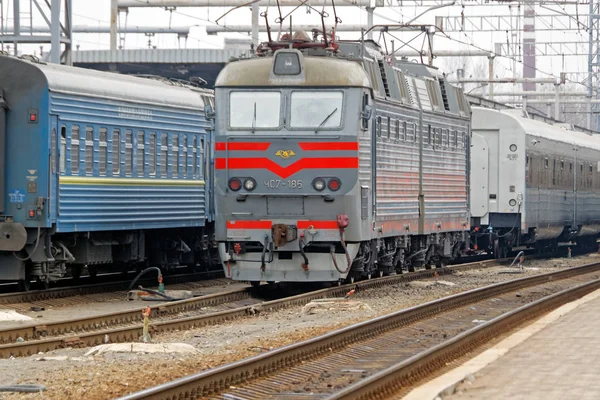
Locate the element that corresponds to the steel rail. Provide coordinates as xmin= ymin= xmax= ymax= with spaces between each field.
xmin=326 ymin=278 xmax=600 ymax=400
xmin=116 ymin=261 xmax=600 ymax=400
xmin=0 ymin=260 xmax=495 ymax=358
xmin=0 ymin=270 xmax=224 ymax=305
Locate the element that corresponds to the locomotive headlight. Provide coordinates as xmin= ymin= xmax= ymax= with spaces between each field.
xmin=313 ymin=178 xmax=326 ymax=191
xmin=244 ymin=178 xmax=256 ymax=191
xmin=509 ymin=144 xmax=518 ymax=152
xmin=228 ymin=178 xmax=242 ymax=191
xmin=509 ymin=199 xmax=517 ymax=207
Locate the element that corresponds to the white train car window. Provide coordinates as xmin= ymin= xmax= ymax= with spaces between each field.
xmin=125 ymin=130 xmax=133 ymax=177
xmin=85 ymin=127 xmax=93 ymax=174
xmin=148 ymin=132 xmax=156 ymax=176
xmin=136 ymin=131 xmax=145 ymax=177
xmin=99 ymin=129 xmax=107 ymax=176
xmin=182 ymin=136 xmax=188 ymax=178
xmin=112 ymin=129 xmax=120 ymax=175
xmin=171 ymin=135 xmax=179 ymax=177
xmin=71 ymin=125 xmax=80 ymax=174
xmin=160 ymin=133 xmax=168 ymax=178
xmin=192 ymin=136 xmax=198 ymax=178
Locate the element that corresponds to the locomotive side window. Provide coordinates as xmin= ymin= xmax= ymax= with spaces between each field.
xmin=112 ymin=129 xmax=120 ymax=175
xmin=99 ymin=128 xmax=107 ymax=176
xmin=71 ymin=125 xmax=80 ymax=174
xmin=229 ymin=91 xmax=281 ymax=129
xmin=290 ymin=91 xmax=343 ymax=130
xmin=136 ymin=131 xmax=145 ymax=177
xmin=125 ymin=130 xmax=133 ymax=176
xmin=85 ymin=127 xmax=93 ymax=174
xmin=148 ymin=132 xmax=156 ymax=176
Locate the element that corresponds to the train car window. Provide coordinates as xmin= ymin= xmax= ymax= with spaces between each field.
xmin=112 ymin=130 xmax=120 ymax=175
xmin=561 ymin=160 xmax=565 ymax=171
xmin=60 ymin=126 xmax=66 ymax=174
xmin=570 ymin=162 xmax=573 ymax=171
xmin=182 ymin=136 xmax=188 ymax=178
xmin=171 ymin=135 xmax=179 ymax=177
xmin=387 ymin=117 xmax=391 ymax=139
xmin=192 ymin=136 xmax=198 ymax=178
xmin=199 ymin=138 xmax=205 ymax=177
xmin=125 ymin=130 xmax=133 ymax=176
xmin=85 ymin=127 xmax=93 ymax=174
xmin=71 ymin=125 xmax=80 ymax=174
xmin=552 ymin=159 xmax=556 ymax=186
xmin=148 ymin=132 xmax=156 ymax=176
xmin=395 ymin=120 xmax=400 ymax=140
xmin=544 ymin=157 xmax=548 ymax=168
xmin=99 ymin=129 xmax=107 ymax=176
xmin=51 ymin=128 xmax=57 ymax=174
xmin=376 ymin=116 xmax=382 ymax=138
xmin=229 ymin=91 xmax=281 ymax=129
xmin=160 ymin=133 xmax=168 ymax=178
xmin=590 ymin=165 xmax=594 ymax=174
xmin=136 ymin=131 xmax=145 ymax=177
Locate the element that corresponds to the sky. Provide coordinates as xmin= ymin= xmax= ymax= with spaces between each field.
xmin=0 ymin=0 xmax=593 ymax=95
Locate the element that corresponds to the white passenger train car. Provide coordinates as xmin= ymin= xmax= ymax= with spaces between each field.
xmin=471 ymin=107 xmax=600 ymax=256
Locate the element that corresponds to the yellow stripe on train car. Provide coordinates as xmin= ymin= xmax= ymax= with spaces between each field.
xmin=59 ymin=176 xmax=206 ymax=186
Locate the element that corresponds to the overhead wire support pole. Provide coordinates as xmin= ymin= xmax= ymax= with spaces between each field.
xmin=111 ymin=0 xmax=118 ymax=50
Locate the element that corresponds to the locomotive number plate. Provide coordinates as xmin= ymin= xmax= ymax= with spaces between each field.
xmin=264 ymin=179 xmax=303 ymax=189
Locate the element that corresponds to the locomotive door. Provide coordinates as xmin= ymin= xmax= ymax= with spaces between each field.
xmin=48 ymin=115 xmax=59 ymax=222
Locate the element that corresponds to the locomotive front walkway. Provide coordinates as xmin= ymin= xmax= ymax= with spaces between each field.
xmin=404 ymin=287 xmax=600 ymax=400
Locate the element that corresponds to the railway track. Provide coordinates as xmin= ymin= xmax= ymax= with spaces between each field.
xmin=0 ymin=269 xmax=224 ymax=305
xmin=115 ymin=260 xmax=600 ymax=400
xmin=0 ymin=260 xmax=496 ymax=358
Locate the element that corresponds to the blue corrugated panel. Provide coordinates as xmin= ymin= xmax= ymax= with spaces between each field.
xmin=57 ymin=180 xmax=206 ymax=232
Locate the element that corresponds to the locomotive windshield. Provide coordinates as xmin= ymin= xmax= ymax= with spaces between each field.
xmin=290 ymin=91 xmax=343 ymax=129
xmin=229 ymin=91 xmax=281 ymax=129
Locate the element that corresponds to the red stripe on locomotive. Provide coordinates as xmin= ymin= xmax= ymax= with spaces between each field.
xmin=226 ymin=220 xmax=273 ymax=229
xmin=215 ymin=157 xmax=359 ymax=179
xmin=215 ymin=142 xmax=271 ymax=151
xmin=298 ymin=142 xmax=359 ymax=151
xmin=297 ymin=221 xmax=339 ymax=229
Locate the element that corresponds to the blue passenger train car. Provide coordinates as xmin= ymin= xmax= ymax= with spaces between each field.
xmin=0 ymin=54 xmax=215 ymax=289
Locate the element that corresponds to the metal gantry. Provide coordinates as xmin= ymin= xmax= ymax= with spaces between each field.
xmin=0 ymin=0 xmax=72 ymax=64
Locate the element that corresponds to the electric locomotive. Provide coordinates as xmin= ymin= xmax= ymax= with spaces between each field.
xmin=0 ymin=54 xmax=216 ymax=290
xmin=215 ymin=31 xmax=472 ymax=284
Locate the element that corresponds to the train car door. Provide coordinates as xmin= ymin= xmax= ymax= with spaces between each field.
xmin=48 ymin=115 xmax=59 ymax=222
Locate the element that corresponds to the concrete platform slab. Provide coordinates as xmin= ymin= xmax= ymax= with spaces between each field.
xmin=404 ymin=288 xmax=600 ymax=400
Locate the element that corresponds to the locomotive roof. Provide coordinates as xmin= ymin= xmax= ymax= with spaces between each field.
xmin=215 ymin=56 xmax=370 ymax=88
xmin=0 ymin=54 xmax=210 ymax=109
xmin=473 ymin=107 xmax=600 ymax=151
